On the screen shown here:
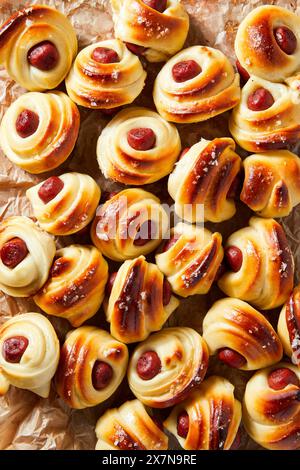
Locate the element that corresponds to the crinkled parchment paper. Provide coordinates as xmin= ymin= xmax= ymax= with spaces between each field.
xmin=0 ymin=0 xmax=300 ymax=450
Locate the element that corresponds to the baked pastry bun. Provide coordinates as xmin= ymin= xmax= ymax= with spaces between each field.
xmin=65 ymin=39 xmax=146 ymax=109
xmin=278 ymin=285 xmax=300 ymax=368
xmin=111 ymin=0 xmax=189 ymax=63
xmin=155 ymin=222 xmax=223 ymax=297
xmin=229 ymin=76 xmax=300 ymax=152
xmin=218 ymin=217 xmax=294 ymax=310
xmin=56 ymin=326 xmax=128 ymax=409
xmin=153 ymin=46 xmax=240 ymax=123
xmin=243 ymin=362 xmax=300 ymax=450
xmin=168 ymin=137 xmax=242 ymax=223
xmin=97 ymin=107 xmax=181 ymax=185
xmin=34 ymin=244 xmax=108 ymax=327
xmin=0 ymin=216 xmax=55 ymax=297
xmin=235 ymin=5 xmax=300 ymax=87
xmin=0 ymin=313 xmax=59 ymax=398
xmin=164 ymin=376 xmax=241 ymax=450
xmin=241 ymin=150 xmax=300 ymax=218
xmin=91 ymin=188 xmax=168 ymax=261
xmin=128 ymin=327 xmax=209 ymax=408
xmin=105 ymin=256 xmax=179 ymax=343
xmin=27 ymin=173 xmax=100 ymax=236
xmin=0 ymin=5 xmax=77 ymax=91
xmin=0 ymin=91 xmax=80 ymax=174
xmin=202 ymin=298 xmax=283 ymax=370
xmin=95 ymin=399 xmax=168 ymax=450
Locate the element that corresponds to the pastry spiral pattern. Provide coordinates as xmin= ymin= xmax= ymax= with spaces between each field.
xmin=278 ymin=285 xmax=300 ymax=368
xmin=111 ymin=0 xmax=189 ymax=62
xmin=153 ymin=46 xmax=240 ymax=123
xmin=55 ymin=326 xmax=128 ymax=409
xmin=243 ymin=363 xmax=300 ymax=450
xmin=218 ymin=217 xmax=294 ymax=310
xmin=229 ymin=76 xmax=300 ymax=153
xmin=155 ymin=222 xmax=224 ymax=298
xmin=164 ymin=376 xmax=241 ymax=450
xmin=97 ymin=107 xmax=181 ymax=185
xmin=127 ymin=327 xmax=209 ymax=408
xmin=168 ymin=138 xmax=242 ymax=223
xmin=0 ymin=5 xmax=77 ymax=91
xmin=241 ymin=150 xmax=300 ymax=218
xmin=202 ymin=298 xmax=283 ymax=370
xmin=34 ymin=245 xmax=108 ymax=327
xmin=0 ymin=91 xmax=80 ymax=174
xmin=235 ymin=5 xmax=300 ymax=86
xmin=65 ymin=39 xmax=146 ymax=109
xmin=95 ymin=399 xmax=168 ymax=450
xmin=0 ymin=216 xmax=55 ymax=297
xmin=27 ymin=173 xmax=101 ymax=236
xmin=105 ymin=256 xmax=179 ymax=344
xmin=0 ymin=313 xmax=60 ymax=398
xmin=91 ymin=188 xmax=168 ymax=261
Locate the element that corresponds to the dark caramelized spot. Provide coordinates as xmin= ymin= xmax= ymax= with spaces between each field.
xmin=0 ymin=238 xmax=28 ymax=269
xmin=51 ymin=257 xmax=70 ymax=277
xmin=3 ymin=336 xmax=29 ymax=363
xmin=274 ymin=26 xmax=297 ymax=55
xmin=38 ymin=176 xmax=64 ymax=204
xmin=127 ymin=128 xmax=156 ymax=151
xmin=136 ymin=351 xmax=161 ymax=380
xmin=172 ymin=60 xmax=201 ymax=83
xmin=177 ymin=410 xmax=189 ymax=438
xmin=224 ymin=246 xmax=243 ymax=272
xmin=92 ymin=360 xmax=113 ymax=390
xmin=162 ymin=278 xmax=171 ymax=306
xmin=218 ymin=348 xmax=246 ymax=369
xmin=27 ymin=41 xmax=59 ymax=71
xmin=142 ymin=0 xmax=167 ymax=12
xmin=133 ymin=220 xmax=156 ymax=246
xmin=16 ymin=110 xmax=39 ymax=138
xmin=106 ymin=271 xmax=118 ymax=296
xmin=91 ymin=47 xmax=119 ymax=64
xmin=247 ymin=88 xmax=274 ymax=111
xmin=268 ymin=367 xmax=300 ymax=390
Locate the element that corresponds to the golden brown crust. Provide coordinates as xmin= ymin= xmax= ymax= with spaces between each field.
xmin=243 ymin=363 xmax=300 ymax=450
xmin=203 ymin=298 xmax=283 ymax=370
xmin=278 ymin=285 xmax=300 ymax=367
xmin=55 ymin=326 xmax=128 ymax=409
xmin=105 ymin=256 xmax=179 ymax=343
xmin=164 ymin=376 xmax=241 ymax=450
xmin=241 ymin=151 xmax=300 ymax=218
xmin=95 ymin=399 xmax=168 ymax=450
xmin=34 ymin=245 xmax=108 ymax=327
xmin=168 ymin=138 xmax=242 ymax=223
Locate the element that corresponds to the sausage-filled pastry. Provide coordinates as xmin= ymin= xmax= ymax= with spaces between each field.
xmin=241 ymin=150 xmax=300 ymax=218
xmin=0 ymin=313 xmax=59 ymax=398
xmin=65 ymin=39 xmax=146 ymax=109
xmin=34 ymin=244 xmax=108 ymax=327
xmin=104 ymin=256 xmax=179 ymax=343
xmin=155 ymin=222 xmax=224 ymax=297
xmin=218 ymin=217 xmax=294 ymax=310
xmin=95 ymin=399 xmax=168 ymax=450
xmin=0 ymin=5 xmax=77 ymax=91
xmin=27 ymin=173 xmax=100 ymax=236
xmin=235 ymin=5 xmax=300 ymax=88
xmin=97 ymin=107 xmax=181 ymax=185
xmin=0 ymin=216 xmax=55 ymax=297
xmin=229 ymin=76 xmax=300 ymax=152
xmin=111 ymin=0 xmax=189 ymax=62
xmin=278 ymin=285 xmax=300 ymax=368
xmin=243 ymin=362 xmax=300 ymax=450
xmin=91 ymin=188 xmax=168 ymax=261
xmin=168 ymin=138 xmax=242 ymax=223
xmin=164 ymin=376 xmax=241 ymax=450
xmin=127 ymin=327 xmax=209 ymax=408
xmin=153 ymin=46 xmax=240 ymax=123
xmin=202 ymin=298 xmax=283 ymax=370
xmin=0 ymin=91 xmax=80 ymax=174
xmin=56 ymin=326 xmax=128 ymax=409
